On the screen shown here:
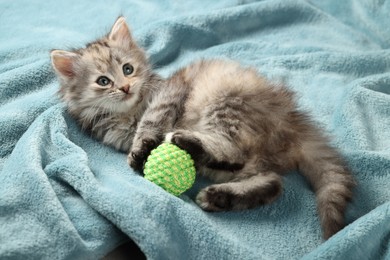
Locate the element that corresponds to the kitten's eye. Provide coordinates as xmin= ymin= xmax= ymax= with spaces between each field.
xmin=123 ymin=63 xmax=134 ymax=76
xmin=96 ymin=76 xmax=111 ymax=86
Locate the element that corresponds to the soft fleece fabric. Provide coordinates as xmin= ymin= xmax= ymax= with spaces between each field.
xmin=1 ymin=0 xmax=390 ymax=259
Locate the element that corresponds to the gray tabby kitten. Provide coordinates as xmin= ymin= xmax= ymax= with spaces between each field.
xmin=51 ymin=17 xmax=355 ymax=239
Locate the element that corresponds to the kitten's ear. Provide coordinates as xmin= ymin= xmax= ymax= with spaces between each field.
xmin=108 ymin=16 xmax=133 ymax=44
xmin=51 ymin=50 xmax=78 ymax=79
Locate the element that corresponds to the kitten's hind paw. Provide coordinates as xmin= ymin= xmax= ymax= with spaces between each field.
xmin=196 ymin=185 xmax=234 ymax=212
xmin=196 ymin=176 xmax=282 ymax=212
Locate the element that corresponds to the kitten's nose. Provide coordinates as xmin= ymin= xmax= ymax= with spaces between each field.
xmin=120 ymin=84 xmax=130 ymax=94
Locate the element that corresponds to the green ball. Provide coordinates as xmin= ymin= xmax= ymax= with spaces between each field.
xmin=144 ymin=142 xmax=196 ymax=196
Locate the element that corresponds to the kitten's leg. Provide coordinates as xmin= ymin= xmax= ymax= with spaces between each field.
xmin=196 ymin=171 xmax=282 ymax=211
xmin=167 ymin=130 xmax=245 ymax=171
xmin=128 ymin=80 xmax=190 ymax=171
xmin=128 ymin=104 xmax=177 ymax=171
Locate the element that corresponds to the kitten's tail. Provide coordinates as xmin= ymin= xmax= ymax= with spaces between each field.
xmin=298 ymin=137 xmax=355 ymax=239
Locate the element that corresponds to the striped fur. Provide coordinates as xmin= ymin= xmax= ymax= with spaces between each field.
xmin=130 ymin=59 xmax=355 ymax=239
xmin=51 ymin=17 xmax=355 ymax=240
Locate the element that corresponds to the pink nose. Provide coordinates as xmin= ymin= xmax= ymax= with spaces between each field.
xmin=120 ymin=84 xmax=130 ymax=94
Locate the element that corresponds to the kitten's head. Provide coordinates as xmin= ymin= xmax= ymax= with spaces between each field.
xmin=51 ymin=17 xmax=152 ymax=115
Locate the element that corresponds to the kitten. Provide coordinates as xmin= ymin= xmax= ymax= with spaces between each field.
xmin=51 ymin=17 xmax=355 ymax=240
xmin=51 ymin=18 xmax=163 ymax=152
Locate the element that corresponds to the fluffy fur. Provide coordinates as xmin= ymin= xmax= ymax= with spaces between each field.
xmin=51 ymin=17 xmax=355 ymax=240
xmin=51 ymin=18 xmax=163 ymax=151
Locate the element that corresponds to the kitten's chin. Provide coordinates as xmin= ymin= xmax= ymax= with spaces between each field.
xmin=112 ymin=94 xmax=140 ymax=113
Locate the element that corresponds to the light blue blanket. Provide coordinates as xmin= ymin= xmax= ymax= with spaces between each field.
xmin=1 ymin=0 xmax=390 ymax=259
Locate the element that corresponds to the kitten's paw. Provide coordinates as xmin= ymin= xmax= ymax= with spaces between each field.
xmin=169 ymin=130 xmax=205 ymax=162
xmin=128 ymin=138 xmax=158 ymax=172
xmin=196 ymin=185 xmax=235 ymax=211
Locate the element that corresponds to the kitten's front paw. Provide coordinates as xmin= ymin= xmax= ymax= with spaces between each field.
xmin=128 ymin=139 xmax=158 ymax=172
xmin=196 ymin=185 xmax=235 ymax=212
